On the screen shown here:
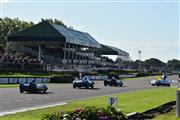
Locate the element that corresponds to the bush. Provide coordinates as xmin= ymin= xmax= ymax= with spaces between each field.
xmin=41 ymin=106 xmax=127 ymax=120
xmin=108 ymin=72 xmax=119 ymax=79
xmin=50 ymin=74 xmax=74 ymax=83
xmin=136 ymin=72 xmax=152 ymax=77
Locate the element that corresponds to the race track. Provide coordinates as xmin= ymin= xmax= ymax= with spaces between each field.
xmin=0 ymin=75 xmax=178 ymax=115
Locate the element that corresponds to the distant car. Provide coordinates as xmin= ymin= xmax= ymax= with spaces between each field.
xmin=150 ymin=79 xmax=172 ymax=86
xmin=73 ymin=77 xmax=95 ymax=89
xmin=19 ymin=83 xmax=48 ymax=93
xmin=104 ymin=78 xmax=123 ymax=87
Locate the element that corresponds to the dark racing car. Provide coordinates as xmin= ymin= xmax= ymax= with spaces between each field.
xmin=19 ymin=81 xmax=48 ymax=93
xmin=73 ymin=77 xmax=95 ymax=89
xmin=104 ymin=77 xmax=123 ymax=87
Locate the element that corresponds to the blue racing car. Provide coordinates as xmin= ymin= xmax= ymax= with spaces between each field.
xmin=19 ymin=82 xmax=48 ymax=93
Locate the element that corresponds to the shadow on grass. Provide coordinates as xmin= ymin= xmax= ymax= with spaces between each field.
xmin=23 ymin=91 xmax=54 ymax=94
xmin=74 ymin=87 xmax=101 ymax=90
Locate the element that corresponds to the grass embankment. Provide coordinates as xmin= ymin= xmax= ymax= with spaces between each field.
xmin=153 ymin=108 xmax=180 ymax=120
xmin=0 ymin=87 xmax=177 ymax=120
xmin=121 ymin=76 xmax=154 ymax=81
xmin=0 ymin=84 xmax=19 ymax=88
xmin=0 ymin=72 xmax=54 ymax=77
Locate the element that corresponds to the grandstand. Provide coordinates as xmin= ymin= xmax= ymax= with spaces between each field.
xmin=7 ymin=21 xmax=129 ymax=71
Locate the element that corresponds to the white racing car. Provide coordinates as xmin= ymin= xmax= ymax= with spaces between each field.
xmin=150 ymin=79 xmax=175 ymax=86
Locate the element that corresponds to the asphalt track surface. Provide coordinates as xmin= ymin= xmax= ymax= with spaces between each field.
xmin=0 ymin=75 xmax=178 ymax=115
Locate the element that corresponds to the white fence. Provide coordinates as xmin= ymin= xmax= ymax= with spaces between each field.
xmin=84 ymin=74 xmax=136 ymax=80
xmin=119 ymin=74 xmax=136 ymax=78
xmin=0 ymin=77 xmax=50 ymax=84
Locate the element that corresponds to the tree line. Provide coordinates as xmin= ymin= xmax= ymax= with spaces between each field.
xmin=117 ymin=58 xmax=180 ymax=72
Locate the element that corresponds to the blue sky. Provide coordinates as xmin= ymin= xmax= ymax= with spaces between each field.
xmin=0 ymin=0 xmax=179 ymax=62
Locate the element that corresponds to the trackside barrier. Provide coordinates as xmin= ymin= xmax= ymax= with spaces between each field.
xmin=119 ymin=74 xmax=136 ymax=78
xmin=0 ymin=77 xmax=50 ymax=84
xmin=177 ymin=90 xmax=180 ymax=117
xmin=83 ymin=74 xmax=136 ymax=80
xmin=170 ymin=80 xmax=180 ymax=118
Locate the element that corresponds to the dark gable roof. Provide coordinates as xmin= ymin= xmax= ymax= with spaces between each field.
xmin=8 ymin=21 xmax=66 ymax=42
xmin=100 ymin=44 xmax=129 ymax=56
xmin=8 ymin=21 xmax=101 ymax=48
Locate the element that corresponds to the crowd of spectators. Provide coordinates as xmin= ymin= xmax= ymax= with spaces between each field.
xmin=0 ymin=53 xmax=41 ymax=64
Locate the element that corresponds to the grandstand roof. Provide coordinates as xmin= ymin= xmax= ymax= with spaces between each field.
xmin=8 ymin=21 xmax=101 ymax=48
xmin=100 ymin=44 xmax=129 ymax=56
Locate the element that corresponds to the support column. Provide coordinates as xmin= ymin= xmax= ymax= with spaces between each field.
xmin=177 ymin=90 xmax=180 ymax=117
xmin=68 ymin=43 xmax=70 ymax=64
xmin=38 ymin=45 xmax=41 ymax=61
xmin=63 ymin=42 xmax=67 ymax=64
xmin=79 ymin=45 xmax=81 ymax=64
xmin=75 ymin=44 xmax=77 ymax=64
xmin=72 ymin=44 xmax=74 ymax=62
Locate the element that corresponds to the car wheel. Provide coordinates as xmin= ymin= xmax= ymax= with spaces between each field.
xmin=73 ymin=85 xmax=76 ymax=88
xmin=104 ymin=84 xmax=107 ymax=87
xmin=91 ymin=85 xmax=94 ymax=89
xmin=43 ymin=90 xmax=47 ymax=94
xmin=20 ymin=89 xmax=24 ymax=93
xmin=86 ymin=86 xmax=89 ymax=89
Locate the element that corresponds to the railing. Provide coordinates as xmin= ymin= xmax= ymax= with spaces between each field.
xmin=0 ymin=77 xmax=51 ymax=84
xmin=0 ymin=62 xmax=44 ymax=70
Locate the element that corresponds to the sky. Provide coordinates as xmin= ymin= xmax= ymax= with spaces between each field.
xmin=0 ymin=0 xmax=179 ymax=62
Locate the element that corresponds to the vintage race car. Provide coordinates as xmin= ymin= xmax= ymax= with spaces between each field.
xmin=150 ymin=79 xmax=173 ymax=86
xmin=104 ymin=78 xmax=123 ymax=87
xmin=19 ymin=83 xmax=48 ymax=93
xmin=73 ymin=77 xmax=95 ymax=89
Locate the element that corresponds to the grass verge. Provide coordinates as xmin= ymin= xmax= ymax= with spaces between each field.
xmin=0 ymin=84 xmax=19 ymax=88
xmin=121 ymin=76 xmax=154 ymax=81
xmin=153 ymin=108 xmax=180 ymax=120
xmin=0 ymin=87 xmax=177 ymax=120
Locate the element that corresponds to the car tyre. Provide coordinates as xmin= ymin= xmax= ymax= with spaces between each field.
xmin=43 ymin=90 xmax=47 ymax=94
xmin=20 ymin=89 xmax=24 ymax=93
xmin=73 ymin=85 xmax=76 ymax=88
xmin=91 ymin=85 xmax=94 ymax=89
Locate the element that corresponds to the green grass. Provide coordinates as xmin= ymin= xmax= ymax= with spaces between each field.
xmin=0 ymin=73 xmax=52 ymax=77
xmin=153 ymin=108 xmax=180 ymax=120
xmin=0 ymin=84 xmax=19 ymax=88
xmin=121 ymin=76 xmax=154 ymax=81
xmin=0 ymin=87 xmax=177 ymax=120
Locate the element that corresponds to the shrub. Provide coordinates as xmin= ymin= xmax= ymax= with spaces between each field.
xmin=108 ymin=72 xmax=119 ymax=79
xmin=50 ymin=74 xmax=74 ymax=83
xmin=41 ymin=106 xmax=127 ymax=120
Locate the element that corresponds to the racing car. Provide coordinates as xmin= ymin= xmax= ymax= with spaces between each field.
xmin=150 ymin=79 xmax=173 ymax=86
xmin=19 ymin=83 xmax=48 ymax=93
xmin=104 ymin=77 xmax=123 ymax=87
xmin=73 ymin=76 xmax=95 ymax=89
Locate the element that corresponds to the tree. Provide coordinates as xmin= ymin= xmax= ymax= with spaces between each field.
xmin=167 ymin=59 xmax=180 ymax=71
xmin=40 ymin=18 xmax=67 ymax=27
xmin=0 ymin=17 xmax=34 ymax=52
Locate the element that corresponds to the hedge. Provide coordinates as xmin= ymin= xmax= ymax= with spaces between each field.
xmin=41 ymin=106 xmax=127 ymax=120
